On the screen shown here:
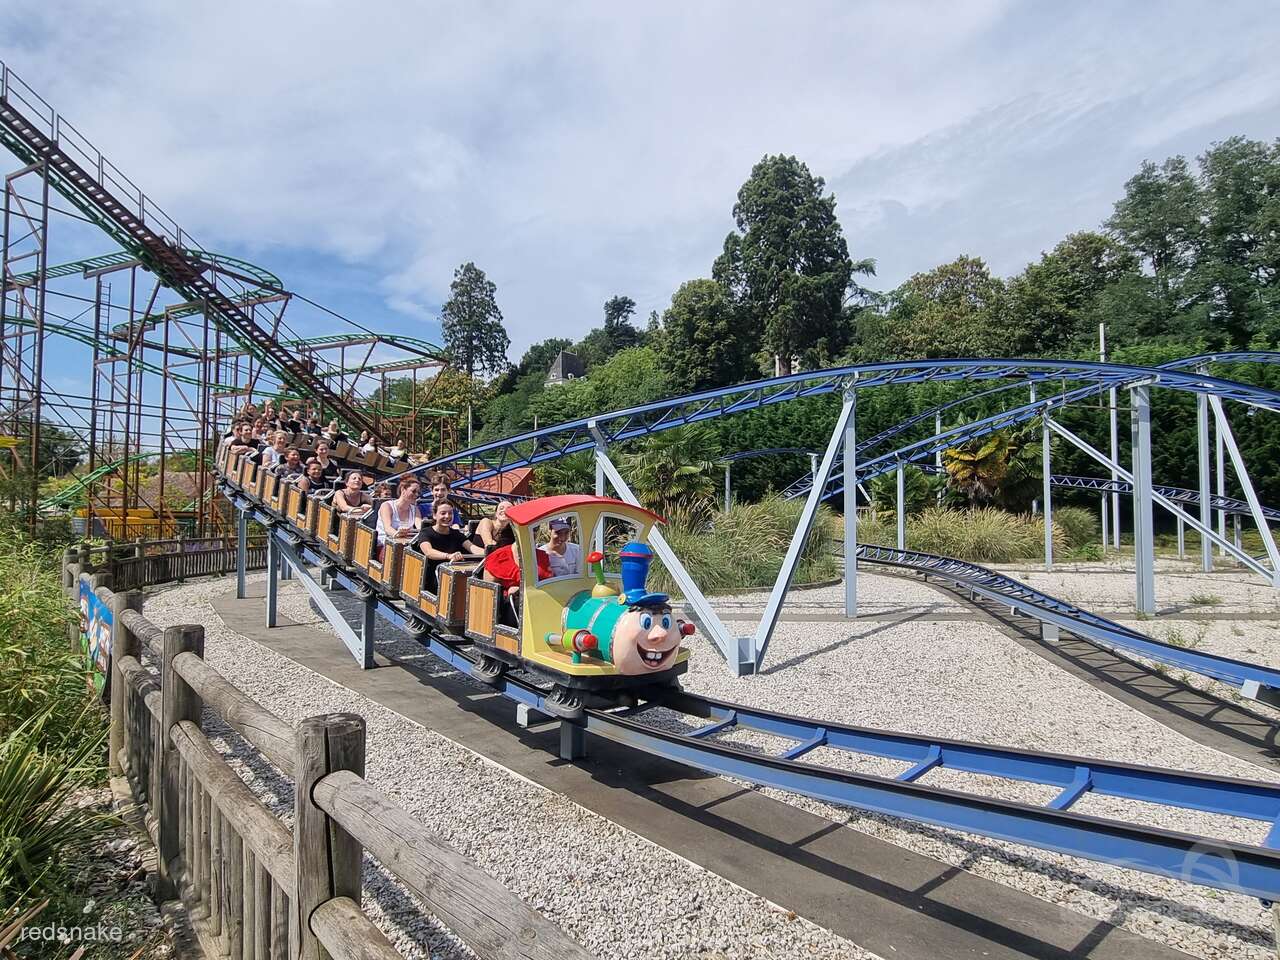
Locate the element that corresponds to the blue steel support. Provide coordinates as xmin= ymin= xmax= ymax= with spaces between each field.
xmin=843 ymin=386 xmax=858 ymax=618
xmin=754 ymin=392 xmax=857 ymax=670
xmin=236 ymin=507 xmax=247 ymax=600
xmin=272 ymin=531 xmax=375 ymax=668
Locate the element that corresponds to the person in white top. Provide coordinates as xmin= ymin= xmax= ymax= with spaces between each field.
xmin=258 ymin=430 xmax=289 ymax=468
xmin=543 ymin=517 xmax=582 ymax=578
xmin=375 ymin=478 xmax=422 ymax=548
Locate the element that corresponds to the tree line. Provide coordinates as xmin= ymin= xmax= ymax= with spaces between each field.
xmin=418 ymin=135 xmax=1280 ymax=506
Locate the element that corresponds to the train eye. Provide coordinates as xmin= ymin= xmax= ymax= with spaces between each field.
xmin=640 ymin=614 xmax=653 ymax=630
xmin=661 ymin=615 xmax=671 ymax=630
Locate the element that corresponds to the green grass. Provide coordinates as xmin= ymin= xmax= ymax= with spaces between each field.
xmin=1188 ymin=591 xmax=1223 ymax=606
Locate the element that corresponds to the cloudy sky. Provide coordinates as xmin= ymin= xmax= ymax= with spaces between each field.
xmin=3 ymin=1 xmax=1280 ymax=359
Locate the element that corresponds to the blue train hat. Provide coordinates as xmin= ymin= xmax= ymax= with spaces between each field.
xmin=618 ymin=541 xmax=669 ymax=607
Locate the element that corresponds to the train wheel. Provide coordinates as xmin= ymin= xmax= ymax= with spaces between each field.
xmin=407 ymin=616 xmax=432 ymax=639
xmin=472 ymin=654 xmax=506 ymax=685
xmin=544 ymin=685 xmax=584 ymax=720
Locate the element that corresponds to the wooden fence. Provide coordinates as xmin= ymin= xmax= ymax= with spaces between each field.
xmin=67 ymin=560 xmax=592 ymax=960
xmin=64 ymin=538 xmax=270 ymax=592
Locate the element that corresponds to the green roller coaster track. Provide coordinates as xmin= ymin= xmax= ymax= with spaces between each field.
xmin=37 ymin=451 xmax=158 ymax=510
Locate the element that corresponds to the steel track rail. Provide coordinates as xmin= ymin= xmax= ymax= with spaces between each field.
xmin=398 ymin=358 xmax=1280 ymax=489
xmin=854 ymin=544 xmax=1280 ymax=692
xmin=224 ymin=478 xmax=1280 ymax=903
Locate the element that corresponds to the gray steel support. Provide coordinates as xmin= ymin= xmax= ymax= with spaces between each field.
xmin=724 ymin=463 xmax=731 ymax=514
xmin=274 ymin=534 xmax=375 ymax=668
xmin=1216 ymin=428 xmax=1226 ymax=556
xmin=1029 ymin=384 xmax=1038 ymax=515
xmin=935 ymin=412 xmax=944 ymax=505
xmin=844 ymin=387 xmax=858 ymax=619
xmin=266 ymin=535 xmax=279 ymax=628
xmin=593 ymin=426 xmax=606 ymax=553
xmin=560 ymin=722 xmax=587 ymax=760
xmin=1177 ymin=516 xmax=1185 ymax=560
xmin=1198 ymin=391 xmax=1213 ymax=572
xmin=588 ymin=426 xmax=750 ymax=674
xmin=1101 ymin=496 xmax=1110 ymax=554
xmin=1046 ymin=417 xmax=1270 ymax=579
xmin=754 ymin=392 xmax=857 ymax=670
xmin=1042 ymin=414 xmax=1053 ymax=571
xmin=1131 ymin=385 xmax=1155 ymax=615
xmin=236 ymin=507 xmax=248 ymax=600
xmin=1208 ymin=395 xmax=1280 ymax=583
xmin=895 ymin=462 xmax=906 ymax=551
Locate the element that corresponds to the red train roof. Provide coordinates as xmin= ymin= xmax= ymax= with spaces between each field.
xmin=505 ymin=494 xmax=664 ymax=527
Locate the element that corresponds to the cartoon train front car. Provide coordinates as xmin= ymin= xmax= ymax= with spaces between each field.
xmin=218 ymin=446 xmax=695 ymax=720
xmin=458 ymin=495 xmax=694 ymax=717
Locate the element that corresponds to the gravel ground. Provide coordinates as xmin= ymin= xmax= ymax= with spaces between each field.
xmin=140 ymin=555 xmax=1280 ymax=960
xmin=661 ymin=562 xmax=1280 ymax=960
xmin=142 ymin=575 xmax=880 ymax=960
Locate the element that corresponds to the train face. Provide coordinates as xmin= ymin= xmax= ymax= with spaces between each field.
xmin=560 ymin=590 xmax=684 ymax=675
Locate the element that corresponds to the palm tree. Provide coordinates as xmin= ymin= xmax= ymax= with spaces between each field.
xmin=621 ymin=425 xmax=720 ymax=519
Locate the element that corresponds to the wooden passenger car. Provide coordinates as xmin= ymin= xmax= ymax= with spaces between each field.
xmin=352 ymin=516 xmax=405 ymax=595
xmin=399 ymin=547 xmax=475 ymax=632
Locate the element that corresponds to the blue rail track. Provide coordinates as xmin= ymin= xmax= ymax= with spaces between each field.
xmin=222 ymin=472 xmax=1280 ymax=904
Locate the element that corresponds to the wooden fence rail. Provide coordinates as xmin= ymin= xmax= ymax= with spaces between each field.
xmin=66 ymin=552 xmax=592 ymax=960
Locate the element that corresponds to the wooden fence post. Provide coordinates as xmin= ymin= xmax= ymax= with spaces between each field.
xmin=61 ymin=546 xmax=77 ymax=592
xmin=107 ymin=590 xmax=143 ymax=778
xmin=293 ymin=714 xmax=366 ymax=960
xmin=159 ymin=624 xmax=204 ymax=902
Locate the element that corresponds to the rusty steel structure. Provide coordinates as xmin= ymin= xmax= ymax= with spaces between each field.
xmin=0 ymin=60 xmax=451 ymax=538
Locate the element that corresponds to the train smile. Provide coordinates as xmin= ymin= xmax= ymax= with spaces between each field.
xmin=639 ymin=645 xmax=675 ymax=669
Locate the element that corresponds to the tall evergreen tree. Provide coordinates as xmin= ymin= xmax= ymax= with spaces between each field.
xmin=440 ymin=262 xmax=510 ymax=378
xmin=714 ymin=155 xmax=864 ymax=375
xmin=661 ymin=279 xmax=754 ymax=392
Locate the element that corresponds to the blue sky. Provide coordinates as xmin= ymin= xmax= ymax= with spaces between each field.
xmin=3 ymin=1 xmax=1280 ymax=362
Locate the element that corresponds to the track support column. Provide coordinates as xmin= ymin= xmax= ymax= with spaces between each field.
xmin=1042 ymin=412 xmax=1053 ymax=571
xmin=236 ymin=507 xmax=248 ymax=600
xmin=266 ymin=534 xmax=279 ymax=628
xmin=844 ymin=385 xmax=858 ymax=619
xmin=895 ymin=462 xmax=905 ymax=551
xmin=1130 ymin=385 xmax=1155 ymax=615
xmin=753 ymin=388 xmax=857 ymax=670
xmin=1197 ymin=388 xmax=1212 ymax=572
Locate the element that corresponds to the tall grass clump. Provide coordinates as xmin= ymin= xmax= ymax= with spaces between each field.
xmin=859 ymin=506 xmax=1066 ymax=563
xmin=1053 ymin=505 xmax=1099 ymax=550
xmin=650 ymin=495 xmax=839 ymax=596
xmin=0 ymin=529 xmax=109 ymax=924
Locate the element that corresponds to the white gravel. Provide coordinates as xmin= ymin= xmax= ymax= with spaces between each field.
xmin=139 ymin=553 xmax=1280 ymax=960
xmin=142 ymin=575 xmax=881 ymax=960
xmin=660 ymin=562 xmax=1280 ymax=960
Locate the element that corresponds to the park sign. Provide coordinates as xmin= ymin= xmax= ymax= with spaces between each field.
xmin=78 ymin=578 xmax=111 ymax=696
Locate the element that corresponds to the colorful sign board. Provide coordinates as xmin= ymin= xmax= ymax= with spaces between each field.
xmin=0 ymin=435 xmax=19 ymax=448
xmin=78 ymin=578 xmax=112 ymax=696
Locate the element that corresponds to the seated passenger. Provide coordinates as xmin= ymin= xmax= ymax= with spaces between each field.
xmin=258 ymin=430 xmax=289 ymax=469
xmin=429 ymin=472 xmax=464 ymax=527
xmin=312 ymin=441 xmax=340 ymax=480
xmin=322 ymin=419 xmax=347 ymax=446
xmin=359 ymin=430 xmax=377 ymax=454
xmin=376 ymin=477 xmax=422 ymax=549
xmin=334 ymin=469 xmax=371 ymax=516
xmin=543 ymin=517 xmax=581 ymax=578
xmin=370 ymin=480 xmax=392 ymax=499
xmin=295 ymin=459 xmax=326 ymax=493
xmin=388 ymin=437 xmax=408 ymax=461
xmin=483 ymin=542 xmax=551 ymax=594
xmin=418 ymin=499 xmax=484 ymax=591
xmin=275 ymin=447 xmax=304 ymax=480
xmin=226 ymin=420 xmax=260 ymax=458
xmin=472 ymin=500 xmax=516 ymax=552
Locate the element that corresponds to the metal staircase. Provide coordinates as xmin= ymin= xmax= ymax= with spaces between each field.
xmin=0 ymin=60 xmax=381 ymax=438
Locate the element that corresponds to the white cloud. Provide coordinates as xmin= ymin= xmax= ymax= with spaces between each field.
xmin=3 ymin=0 xmax=1279 ymax=358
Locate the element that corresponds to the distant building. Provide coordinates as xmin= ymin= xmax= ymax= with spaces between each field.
xmin=546 ymin=350 xmax=585 ymax=386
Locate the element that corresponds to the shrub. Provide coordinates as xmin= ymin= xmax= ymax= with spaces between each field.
xmin=649 ymin=495 xmax=839 ymax=596
xmin=857 ymin=506 xmax=1065 ymax=563
xmin=0 ymin=708 xmax=112 ymax=912
xmin=1053 ymin=505 xmax=1099 ymax=549
xmin=0 ymin=540 xmax=103 ymax=755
